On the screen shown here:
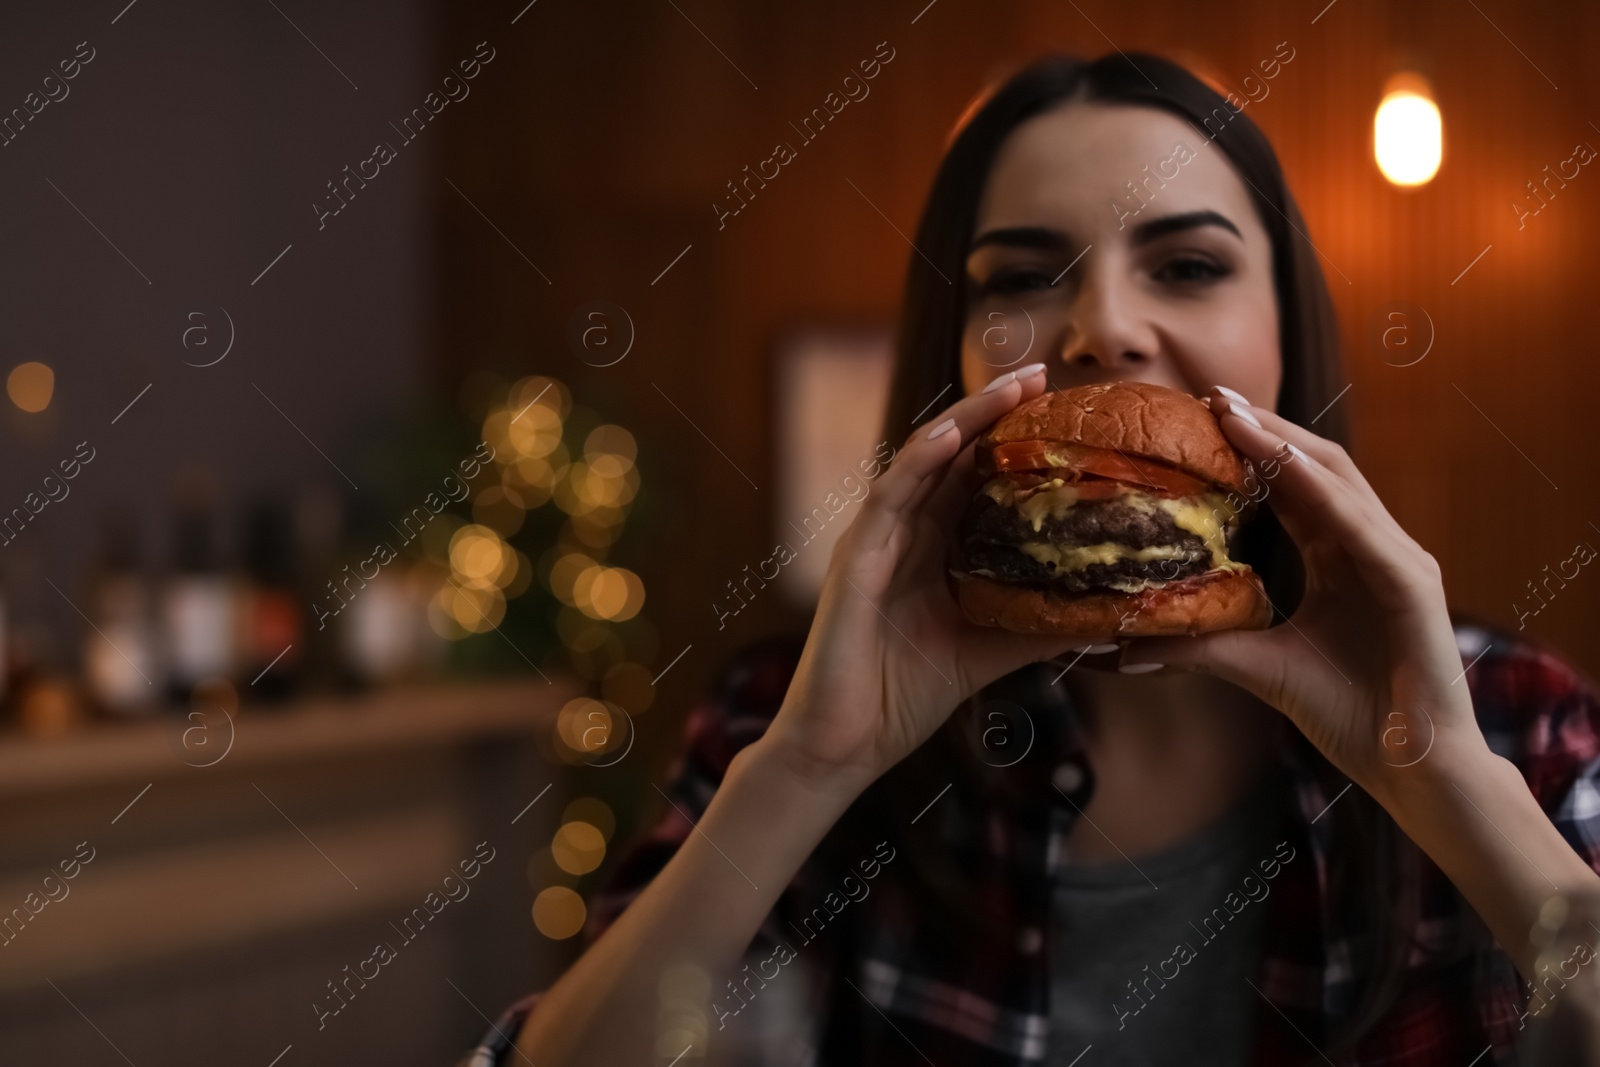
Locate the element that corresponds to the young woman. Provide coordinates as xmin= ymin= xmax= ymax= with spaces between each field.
xmin=468 ymin=53 xmax=1600 ymax=1066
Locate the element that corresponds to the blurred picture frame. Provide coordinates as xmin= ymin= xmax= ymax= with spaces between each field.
xmin=772 ymin=325 xmax=895 ymax=607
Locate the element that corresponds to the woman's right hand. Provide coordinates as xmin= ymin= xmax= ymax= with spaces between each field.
xmin=513 ymin=365 xmax=1081 ymax=1067
xmin=761 ymin=362 xmax=1082 ymax=795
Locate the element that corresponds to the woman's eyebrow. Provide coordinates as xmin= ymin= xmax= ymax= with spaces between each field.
xmin=1130 ymin=209 xmax=1241 ymax=245
xmin=967 ymin=226 xmax=1068 ymax=254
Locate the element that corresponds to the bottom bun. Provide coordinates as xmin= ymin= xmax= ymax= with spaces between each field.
xmin=954 ymin=567 xmax=1272 ymax=639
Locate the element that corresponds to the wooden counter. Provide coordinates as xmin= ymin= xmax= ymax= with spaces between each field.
xmin=0 ymin=676 xmax=576 ymax=799
xmin=0 ymin=676 xmax=581 ymax=1067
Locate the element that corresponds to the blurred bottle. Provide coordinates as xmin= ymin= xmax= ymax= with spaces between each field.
xmin=84 ymin=509 xmax=162 ymax=714
xmin=342 ymin=563 xmax=446 ymax=685
xmin=342 ymin=565 xmax=409 ymax=685
xmin=161 ymin=483 xmax=239 ymax=706
xmin=241 ymin=499 xmax=303 ymax=701
xmin=2 ymin=611 xmax=47 ymax=731
xmin=20 ymin=677 xmax=86 ymax=737
xmin=293 ymin=486 xmax=344 ymax=692
xmin=0 ymin=541 xmax=56 ymax=731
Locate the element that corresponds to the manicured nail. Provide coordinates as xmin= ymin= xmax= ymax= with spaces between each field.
xmin=1287 ymin=443 xmax=1309 ymax=463
xmin=1016 ymin=362 xmax=1047 ymax=378
xmin=927 ymin=417 xmax=957 ymax=440
xmin=1215 ymin=385 xmax=1250 ymax=405
xmin=1118 ymin=662 xmax=1164 ymax=674
xmin=981 ymin=371 xmax=1017 ymax=394
xmin=1072 ymin=643 xmax=1119 ymax=654
xmin=1222 ymin=400 xmax=1262 ymax=429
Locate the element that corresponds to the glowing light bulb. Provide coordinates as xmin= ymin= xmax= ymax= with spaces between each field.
xmin=1374 ymin=79 xmax=1442 ymax=187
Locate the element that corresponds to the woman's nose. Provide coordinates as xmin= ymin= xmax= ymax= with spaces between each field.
xmin=1055 ymin=271 xmax=1156 ymax=373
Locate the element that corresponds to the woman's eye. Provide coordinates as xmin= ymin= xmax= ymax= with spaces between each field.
xmin=1154 ymin=257 xmax=1230 ymax=283
xmin=975 ymin=268 xmax=1056 ymax=296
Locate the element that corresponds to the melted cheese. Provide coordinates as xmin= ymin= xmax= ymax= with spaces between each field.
xmin=1103 ymin=576 xmax=1163 ymax=593
xmin=983 ymin=478 xmax=1250 ymax=574
xmin=1017 ymin=540 xmax=1197 ymax=572
xmin=1154 ymin=496 xmax=1246 ymax=571
xmin=984 ymin=478 xmax=1080 ymax=532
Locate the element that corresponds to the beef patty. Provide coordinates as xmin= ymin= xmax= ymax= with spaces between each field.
xmin=956 ymin=487 xmax=1215 ymax=589
xmin=960 ymin=543 xmax=1212 ymax=590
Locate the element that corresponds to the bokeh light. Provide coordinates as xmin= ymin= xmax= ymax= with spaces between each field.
xmin=585 ymin=423 xmax=638 ymax=462
xmin=555 ymin=696 xmax=613 ymax=755
xmin=449 ymin=524 xmax=508 ymax=584
xmin=451 ymin=373 xmax=648 ymax=679
xmin=554 ymin=456 xmax=639 ymax=517
xmin=516 ymin=405 xmax=564 ymax=456
xmin=449 ymin=525 xmax=519 ymax=591
xmin=8 ymin=361 xmax=54 ymax=412
xmin=551 ymin=821 xmax=606 ymax=875
xmin=532 ymin=886 xmax=586 ymax=939
xmin=429 ymin=581 xmax=505 ymax=635
xmin=505 ymin=448 xmax=568 ymax=494
xmin=575 ymin=565 xmax=645 ymax=622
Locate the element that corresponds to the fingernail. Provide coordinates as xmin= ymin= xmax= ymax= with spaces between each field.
xmin=1215 ymin=385 xmax=1250 ymax=405
xmin=1223 ymin=400 xmax=1262 ymax=429
xmin=1016 ymin=362 xmax=1047 ymax=378
xmin=1072 ymin=643 xmax=1119 ymax=654
xmin=981 ymin=371 xmax=1017 ymax=394
xmin=1118 ymin=662 xmax=1164 ymax=674
xmin=1287 ymin=443 xmax=1309 ymax=463
xmin=927 ymin=417 xmax=957 ymax=440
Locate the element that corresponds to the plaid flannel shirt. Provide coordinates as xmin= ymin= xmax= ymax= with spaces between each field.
xmin=463 ymin=617 xmax=1600 ymax=1066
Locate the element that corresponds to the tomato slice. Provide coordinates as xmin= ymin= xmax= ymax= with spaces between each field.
xmin=1061 ymin=479 xmax=1125 ymax=499
xmin=985 ymin=441 xmax=1056 ymax=473
xmin=988 ymin=439 xmax=1208 ymax=496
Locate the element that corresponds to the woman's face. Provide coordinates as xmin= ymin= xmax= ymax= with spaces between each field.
xmin=961 ymin=101 xmax=1281 ymax=410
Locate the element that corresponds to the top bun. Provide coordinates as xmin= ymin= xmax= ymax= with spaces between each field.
xmin=978 ymin=381 xmax=1251 ymax=495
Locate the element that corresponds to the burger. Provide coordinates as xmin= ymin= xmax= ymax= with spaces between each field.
xmin=951 ymin=380 xmax=1273 ymax=638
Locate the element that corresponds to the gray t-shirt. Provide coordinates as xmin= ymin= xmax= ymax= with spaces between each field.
xmin=1049 ymin=767 xmax=1291 ymax=1066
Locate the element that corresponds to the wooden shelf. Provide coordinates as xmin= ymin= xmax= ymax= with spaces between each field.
xmin=0 ymin=676 xmax=580 ymax=799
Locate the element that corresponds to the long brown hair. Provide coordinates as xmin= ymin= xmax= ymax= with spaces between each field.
xmin=860 ymin=51 xmax=1419 ymax=1056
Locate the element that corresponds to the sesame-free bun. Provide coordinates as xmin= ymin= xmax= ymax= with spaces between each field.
xmin=979 ymin=381 xmax=1252 ymax=495
xmin=953 ymin=567 xmax=1272 ymax=638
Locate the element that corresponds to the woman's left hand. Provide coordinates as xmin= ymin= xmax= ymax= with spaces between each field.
xmin=1117 ymin=386 xmax=1492 ymax=798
